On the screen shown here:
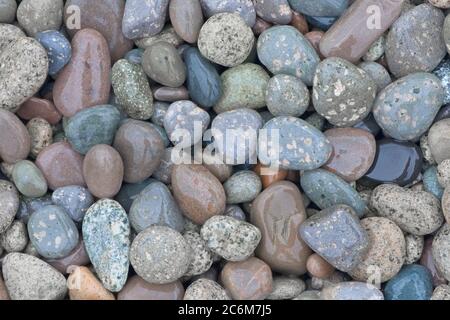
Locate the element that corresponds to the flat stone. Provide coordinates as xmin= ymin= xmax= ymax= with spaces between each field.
xmin=17 ymin=0 xmax=63 ymax=37
xmin=321 ymin=282 xmax=384 ymax=300
xmin=223 ymin=170 xmax=262 ymax=204
xmin=12 ymin=160 xmax=47 ymax=198
xmin=118 ymin=276 xmax=184 ymax=300
xmin=0 ymin=110 xmax=31 ymax=164
xmin=384 ymin=264 xmax=433 ymax=300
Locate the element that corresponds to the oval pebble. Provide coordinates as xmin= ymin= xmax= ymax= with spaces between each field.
xmin=12 ymin=160 xmax=48 ymax=198
xmin=423 ymin=166 xmax=445 ymax=200
xmin=0 ymin=220 xmax=28 ymax=253
xmin=27 ymin=117 xmax=53 ymax=158
xmin=51 ymin=186 xmax=93 ymax=223
xmin=0 ymin=110 xmax=31 ymax=164
xmin=223 ymin=171 xmax=262 ymax=204
xmin=321 ymin=282 xmax=384 ymax=300
xmin=266 ymin=277 xmax=305 ymax=300
xmin=35 ymin=30 xmax=71 ymax=76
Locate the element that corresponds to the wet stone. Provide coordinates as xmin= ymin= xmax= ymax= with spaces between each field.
xmin=51 ymin=186 xmax=93 ymax=223
xmin=384 ymin=264 xmax=433 ymax=300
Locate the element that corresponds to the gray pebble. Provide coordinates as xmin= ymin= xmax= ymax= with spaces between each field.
xmin=223 ymin=170 xmax=262 ymax=204
xmin=17 ymin=0 xmax=63 ymax=37
xmin=183 ymin=230 xmax=213 ymax=277
xmin=0 ymin=180 xmax=19 ymax=233
xmin=0 ymin=220 xmax=28 ymax=253
xmin=358 ymin=62 xmax=392 ymax=93
xmin=0 ymin=0 xmax=17 ymax=23
xmin=405 ymin=234 xmax=424 ymax=264
xmin=437 ymin=159 xmax=450 ymax=188
xmin=266 ymin=277 xmax=305 ymax=300
xmin=184 ymin=278 xmax=230 ymax=300
xmin=51 ymin=186 xmax=94 ymax=223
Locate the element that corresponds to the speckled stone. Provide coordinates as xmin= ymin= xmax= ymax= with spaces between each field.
xmin=288 ymin=0 xmax=348 ymax=17
xmin=423 ymin=166 xmax=445 ymax=200
xmin=198 ymin=13 xmax=254 ymax=67
xmin=164 ymin=100 xmax=210 ymax=148
xmin=15 ymin=194 xmax=52 ymax=225
xmin=443 ymin=188 xmax=450 ymax=223
xmin=299 ymin=205 xmax=368 ymax=272
xmin=265 ymin=74 xmax=310 ymax=117
xmin=353 ymin=113 xmax=381 ymax=137
xmin=321 ymin=282 xmax=384 ymax=300
xmin=130 ymin=226 xmax=192 ymax=284
xmin=431 ymin=285 xmax=450 ymax=300
xmin=111 ymin=59 xmax=154 ymax=120
xmin=0 ymin=0 xmax=16 ymax=23
xmin=259 ymin=116 xmax=332 ymax=171
xmin=255 ymin=0 xmax=292 ymax=25
xmin=386 ymin=4 xmax=446 ymax=78
xmin=183 ymin=231 xmax=213 ymax=277
xmin=46 ymin=240 xmax=90 ymax=274
xmin=200 ymin=0 xmax=256 ymax=27
xmin=359 ymin=62 xmax=392 ymax=93
xmin=82 ymin=199 xmax=130 ymax=292
xmin=405 ymin=234 xmax=424 ymax=265
xmin=0 ymin=37 xmax=48 ymax=113
xmin=129 ymin=181 xmax=184 ymax=233
xmin=437 ymin=159 xmax=450 ymax=188
xmin=0 ymin=24 xmax=25 ymax=52
xmin=362 ymin=35 xmax=386 ymax=62
xmin=384 ymin=264 xmax=433 ymax=300
xmin=349 ymin=217 xmax=406 ymax=283
xmin=26 ymin=117 xmax=53 ymax=158
xmin=12 ymin=160 xmax=47 ymax=198
xmin=0 ymin=110 xmax=31 ymax=164
xmin=293 ymin=290 xmax=321 ymax=300
xmin=433 ymin=224 xmax=450 ymax=282
xmin=2 ymin=253 xmax=67 ymax=300
xmin=52 ymin=186 xmax=93 ymax=223
xmin=122 ymin=0 xmax=169 ymax=40
xmin=420 ymin=236 xmax=447 ymax=287
xmin=257 ymin=25 xmax=320 ymax=86
xmin=184 ymin=279 xmax=230 ymax=300
xmin=223 ymin=171 xmax=262 ymax=204
xmin=301 ymin=169 xmax=367 ymax=217
xmin=35 ymin=30 xmax=71 ymax=77
xmin=118 ymin=276 xmax=184 ymax=300
xmin=370 ymin=184 xmax=443 ymax=236
xmin=201 ymin=215 xmax=261 ymax=261
xmin=433 ymin=59 xmax=450 ymax=105
xmin=313 ymin=57 xmax=376 ymax=127
xmin=429 ymin=119 xmax=450 ymax=164
xmin=17 ymin=0 xmax=63 ymax=37
xmin=151 ymin=102 xmax=169 ymax=127
xmin=266 ymin=277 xmax=305 ymax=300
xmin=0 ymin=220 xmax=28 ymax=253
xmin=17 ymin=98 xmax=62 ymax=126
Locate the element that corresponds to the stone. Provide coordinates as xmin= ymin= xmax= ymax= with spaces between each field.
xmin=153 ymin=86 xmax=190 ymax=102
xmin=27 ymin=117 xmax=53 ymax=158
xmin=67 ymin=266 xmax=115 ymax=300
xmin=118 ymin=276 xmax=184 ymax=300
xmin=135 ymin=25 xmax=184 ymax=49
xmin=433 ymin=224 xmax=450 ymax=282
xmin=114 ymin=178 xmax=155 ymax=213
xmin=362 ymin=35 xmax=386 ymax=62
xmin=17 ymin=0 xmax=63 ymax=37
xmin=444 ymin=188 xmax=450 ymax=223
xmin=170 ymin=0 xmax=204 ymax=43
xmin=293 ymin=290 xmax=321 ymax=300
xmin=183 ymin=231 xmax=213 ymax=277
xmin=437 ymin=160 xmax=450 ymax=188
xmin=130 ymin=226 xmax=192 ymax=284
xmin=2 ymin=253 xmax=67 ymax=300
xmin=253 ymin=17 xmax=273 ymax=35
xmin=12 ymin=160 xmax=47 ymax=198
xmin=15 ymin=194 xmax=53 ymax=225
xmin=17 ymin=98 xmax=62 ymax=125
xmin=200 ymin=0 xmax=256 ymax=27
xmin=0 ymin=110 xmax=31 ymax=164
xmin=254 ymin=0 xmax=292 ymax=25
xmin=36 ymin=30 xmax=72 ymax=76
xmin=202 ymin=151 xmax=233 ymax=183
xmin=0 ymin=24 xmax=25 ymax=52
xmin=431 ymin=285 xmax=450 ymax=300
xmin=358 ymin=61 xmax=392 ymax=93
xmin=420 ymin=236 xmax=447 ymax=287
xmin=429 ymin=119 xmax=450 ymax=164
xmin=46 ymin=240 xmax=90 ymax=274
xmin=353 ymin=113 xmax=381 ymax=137
xmin=306 ymin=254 xmax=335 ymax=279
xmin=257 ymin=25 xmax=320 ymax=86
xmin=321 ymin=282 xmax=384 ymax=300
xmin=83 ymin=199 xmax=130 ymax=292
xmin=288 ymin=0 xmax=348 ymax=16
xmin=224 ymin=205 xmax=246 ymax=221
xmin=433 ymin=59 xmax=450 ymax=105
xmin=266 ymin=277 xmax=305 ymax=300
xmin=198 ymin=13 xmax=254 ymax=67
xmin=423 ymin=166 xmax=445 ymax=200
xmin=405 ymin=234 xmax=424 ymax=265
xmin=0 ymin=220 xmax=28 ymax=253
xmin=0 ymin=0 xmax=16 ymax=23
xmin=384 ymin=264 xmax=433 ymax=300
xmin=184 ymin=279 xmax=230 ymax=300
xmin=51 ymin=186 xmax=93 ymax=223
xmin=253 ymin=163 xmax=288 ymax=189
xmin=223 ymin=171 xmax=262 ymax=204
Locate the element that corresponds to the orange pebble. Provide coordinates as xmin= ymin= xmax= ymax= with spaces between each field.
xmin=67 ymin=265 xmax=115 ymax=300
xmin=306 ymin=254 xmax=335 ymax=279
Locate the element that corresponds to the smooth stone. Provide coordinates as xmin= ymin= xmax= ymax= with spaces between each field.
xmin=51 ymin=186 xmax=93 ymax=223
xmin=429 ymin=119 xmax=450 ymax=164
xmin=362 ymin=35 xmax=386 ymax=62
xmin=17 ymin=98 xmax=62 ymax=125
xmin=16 ymin=194 xmax=53 ymax=225
xmin=431 ymin=285 xmax=450 ymax=300
xmin=358 ymin=61 xmax=392 ymax=93
xmin=0 ymin=0 xmax=16 ymax=23
xmin=266 ymin=277 xmax=305 ymax=300
xmin=288 ymin=0 xmax=348 ymax=16
xmin=36 ymin=142 xmax=85 ymax=190
xmin=362 ymin=139 xmax=423 ymax=187
xmin=421 ymin=236 xmax=449 ymax=287
xmin=114 ymin=179 xmax=155 ymax=213
xmin=12 ymin=160 xmax=47 ymax=198
xmin=198 ymin=13 xmax=255 ymax=67
xmin=430 ymin=0 xmax=450 ymax=8
xmin=0 ymin=275 xmax=10 ymax=300
xmin=164 ymin=100 xmax=210 ymax=148
xmin=122 ymin=0 xmax=169 ymax=40
xmin=0 ymin=110 xmax=31 ymax=164
xmin=386 ymin=4 xmax=446 ymax=78
xmin=305 ymin=15 xmax=337 ymax=31
xmin=183 ymin=230 xmax=213 ymax=277
xmin=153 ymin=86 xmax=190 ymax=102
xmin=130 ymin=226 xmax=192 ymax=284
xmin=223 ymin=170 xmax=262 ymax=204
xmin=221 ymin=257 xmax=273 ymax=300
xmin=433 ymin=224 xmax=450 ymax=282
xmin=65 ymin=105 xmax=121 ymax=155
xmin=253 ymin=163 xmax=288 ymax=189
xmin=118 ymin=276 xmax=184 ymax=300
xmin=170 ymin=0 xmax=203 ymax=43
xmin=0 ymin=24 xmax=25 ymax=52
xmin=2 ymin=253 xmax=67 ymax=300
xmin=257 ymin=25 xmax=319 ymax=86
xmin=171 ymin=164 xmax=226 ymax=225
xmin=423 ymin=166 xmax=445 ymax=200
xmin=129 ymin=181 xmax=185 ymax=233
xmin=259 ymin=116 xmax=332 ymax=171
xmin=445 ymin=14 xmax=450 ymax=55
xmin=444 ymin=188 xmax=450 ymax=223
xmin=28 ymin=205 xmax=79 ymax=259
xmin=113 ymin=120 xmax=164 ymax=184
xmin=266 ymin=74 xmax=310 ymax=117
xmin=67 ymin=266 xmax=115 ymax=300
xmin=111 ymin=59 xmax=154 ymax=120
xmin=152 ymin=148 xmax=174 ymax=184
xmin=183 ymin=47 xmax=222 ymax=108
xmin=306 ymin=253 xmax=335 ymax=279
xmin=301 ymin=169 xmax=367 ymax=217
xmin=82 ymin=145 xmax=124 ymax=199
xmin=17 ymin=0 xmax=63 ymax=37
xmin=299 ymin=205 xmax=368 ymax=272
xmin=384 ymin=264 xmax=433 ymax=300
xmin=64 ymin=0 xmax=133 ymax=62
xmin=151 ymin=102 xmax=170 ymax=127
xmin=83 ymin=199 xmax=130 ymax=292
xmin=0 ymin=37 xmax=48 ymax=113
xmin=253 ymin=17 xmax=273 ymax=35
xmin=373 ymin=73 xmax=444 ymax=141
xmin=353 ymin=113 xmax=381 ymax=137
xmin=135 ymin=25 xmax=184 ymax=49
xmin=35 ymin=30 xmax=71 ymax=76
xmin=323 ymin=128 xmax=376 ymax=182
xmin=202 ymin=151 xmax=233 ymax=183
xmin=405 ymin=234 xmax=424 ymax=265
xmin=433 ymin=59 xmax=450 ymax=105
xmin=250 ymin=181 xmax=312 ymax=275
xmin=184 ymin=279 xmax=230 ymax=300
xmin=305 ymin=30 xmax=323 ymax=55
xmin=46 ymin=240 xmax=90 ymax=274
xmin=370 ymin=184 xmax=443 ymax=236
xmin=319 ymin=0 xmax=404 ymax=64
xmin=27 ymin=117 xmax=53 ymax=158
xmin=321 ymin=282 xmax=384 ymax=300
xmin=0 ymin=220 xmax=28 ymax=253
xmin=255 ymin=0 xmax=292 ymax=24
xmin=200 ymin=0 xmax=256 ymax=27
xmin=125 ymin=48 xmax=144 ymax=65
xmin=224 ymin=205 xmax=246 ymax=221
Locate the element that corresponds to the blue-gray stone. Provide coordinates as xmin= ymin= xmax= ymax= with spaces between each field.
xmin=223 ymin=170 xmax=262 ymax=204
xmin=373 ymin=72 xmax=444 ymax=141
xmin=384 ymin=264 xmax=433 ymax=300
xmin=129 ymin=181 xmax=185 ymax=233
xmin=82 ymin=199 xmax=130 ymax=292
xmin=423 ymin=166 xmax=444 ymax=200
xmin=301 ymin=169 xmax=367 ymax=217
xmin=200 ymin=0 xmax=256 ymax=27
xmin=288 ymin=0 xmax=348 ymax=17
xmin=114 ymin=178 xmax=156 ymax=213
xmin=28 ymin=205 xmax=79 ymax=259
xmin=257 ymin=26 xmax=320 ymax=86
xmin=125 ymin=48 xmax=144 ymax=65
xmin=184 ymin=47 xmax=222 ymax=108
xmin=65 ymin=105 xmax=122 ymax=154
xmin=305 ymin=15 xmax=338 ymax=31
xmin=16 ymin=195 xmax=53 ymax=224
xmin=35 ymin=30 xmax=71 ymax=76
xmin=433 ymin=58 xmax=450 ymax=105
xmin=51 ymin=186 xmax=94 ymax=223
xmin=259 ymin=116 xmax=332 ymax=171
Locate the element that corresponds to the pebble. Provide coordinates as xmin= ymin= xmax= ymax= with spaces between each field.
xmin=35 ymin=30 xmax=71 ymax=77
xmin=65 ymin=105 xmax=121 ymax=155
xmin=349 ymin=217 xmax=406 ymax=283
xmin=0 ymin=110 xmax=31 ymax=164
xmin=224 ymin=205 xmax=246 ymax=221
xmin=27 ymin=117 xmax=53 ymax=158
xmin=183 ymin=231 xmax=213 ymax=277
xmin=257 ymin=25 xmax=320 ymax=86
xmin=359 ymin=62 xmax=392 ymax=93
xmin=12 ymin=160 xmax=47 ymax=198
xmin=0 ymin=0 xmax=16 ymax=23
xmin=17 ymin=98 xmax=62 ymax=126
xmin=386 ymin=4 xmax=446 ymax=78
xmin=405 ymin=234 xmax=424 ymax=265
xmin=429 ymin=119 xmax=450 ymax=164
xmin=0 ymin=24 xmax=25 ymax=52
xmin=432 ymin=224 xmax=450 ymax=282
xmin=254 ymin=0 xmax=292 ymax=25
xmin=151 ymin=102 xmax=170 ymax=127
xmin=51 ymin=186 xmax=93 ymax=223
xmin=130 ymin=226 xmax=192 ymax=284
xmin=118 ymin=276 xmax=184 ymax=300
xmin=253 ymin=164 xmax=288 ymax=189
xmin=431 ymin=285 xmax=450 ymax=300
xmin=114 ymin=178 xmax=155 ymax=213
xmin=53 ymin=29 xmax=111 ymax=118
xmin=306 ymin=253 xmax=335 ymax=279
xmin=265 ymin=74 xmax=310 ymax=117
xmin=198 ymin=13 xmax=254 ymax=67
xmin=433 ymin=59 xmax=450 ymax=105
xmin=420 ymin=236 xmax=448 ymax=287
xmin=321 ymin=282 xmax=384 ymax=300
xmin=223 ymin=171 xmax=262 ymax=204
xmin=125 ymin=48 xmax=144 ymax=65
xmin=200 ymin=0 xmax=256 ymax=27
xmin=444 ymin=188 xmax=450 ymax=223
xmin=370 ymin=184 xmax=443 ymax=236
xmin=253 ymin=17 xmax=272 ymax=35
xmin=82 ymin=199 xmax=130 ymax=292
xmin=135 ymin=25 xmax=184 ymax=49
xmin=153 ymin=86 xmax=190 ymax=102
xmin=266 ymin=277 xmax=305 ymax=300
xmin=15 ymin=194 xmax=52 ymax=225
xmin=437 ymin=159 xmax=450 ymax=188
xmin=200 ymin=215 xmax=261 ymax=261
xmin=0 ymin=220 xmax=28 ymax=253
xmin=17 ymin=0 xmax=63 ymax=37
xmin=299 ymin=205 xmax=368 ymax=272
xmin=113 ymin=120 xmax=164 ymax=184
xmin=170 ymin=0 xmax=203 ymax=43
xmin=293 ymin=290 xmax=321 ymax=300
xmin=353 ymin=113 xmax=381 ymax=137
xmin=288 ymin=0 xmax=348 ymax=17
xmin=46 ymin=240 xmax=90 ymax=274
xmin=221 ymin=257 xmax=273 ymax=300
xmin=184 ymin=279 xmax=230 ymax=300
xmin=384 ymin=264 xmax=433 ymax=300
xmin=362 ymin=35 xmax=386 ymax=62
xmin=2 ymin=253 xmax=67 ymax=300
xmin=111 ymin=59 xmax=154 ymax=120
xmin=129 ymin=181 xmax=185 ymax=233
xmin=67 ymin=266 xmax=115 ymax=300
xmin=301 ymin=169 xmax=367 ymax=217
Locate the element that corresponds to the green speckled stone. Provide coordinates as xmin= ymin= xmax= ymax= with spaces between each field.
xmin=12 ymin=160 xmax=48 ymax=198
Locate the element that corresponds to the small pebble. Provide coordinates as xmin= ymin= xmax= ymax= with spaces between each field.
xmin=183 ymin=231 xmax=213 ymax=277
xmin=35 ymin=30 xmax=72 ymax=76
xmin=12 ymin=160 xmax=48 ymax=198
xmin=223 ymin=171 xmax=262 ymax=204
xmin=384 ymin=264 xmax=433 ymax=300
xmin=26 ymin=117 xmax=53 ymax=158
xmin=0 ymin=220 xmax=28 ymax=253
xmin=321 ymin=282 xmax=384 ymax=300
xmin=184 ymin=279 xmax=230 ymax=300
xmin=118 ymin=276 xmax=184 ymax=300
xmin=67 ymin=266 xmax=115 ymax=300
xmin=266 ymin=277 xmax=305 ymax=300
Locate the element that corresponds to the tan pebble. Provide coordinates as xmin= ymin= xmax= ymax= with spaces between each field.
xmin=67 ymin=265 xmax=115 ymax=300
xmin=27 ymin=118 xmax=53 ymax=158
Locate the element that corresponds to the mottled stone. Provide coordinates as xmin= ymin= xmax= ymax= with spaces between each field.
xmin=0 ymin=220 xmax=28 ymax=253
xmin=321 ymin=282 xmax=384 ymax=300
xmin=223 ymin=171 xmax=262 ymax=204
xmin=183 ymin=231 xmax=213 ymax=277
xmin=359 ymin=61 xmax=392 ymax=93
xmin=405 ymin=234 xmax=424 ymax=265
xmin=184 ymin=279 xmax=230 ymax=300
xmin=266 ymin=277 xmax=305 ymax=300
xmin=266 ymin=74 xmax=309 ymax=117
xmin=200 ymin=0 xmax=256 ymax=27
xmin=12 ymin=160 xmax=47 ymax=198
xmin=153 ymin=86 xmax=190 ymax=102
xmin=118 ymin=276 xmax=184 ymax=300
xmin=362 ymin=35 xmax=386 ymax=62
xmin=17 ymin=0 xmax=63 ymax=37
xmin=114 ymin=179 xmax=155 ymax=213
xmin=51 ymin=186 xmax=93 ymax=223
xmin=255 ymin=0 xmax=292 ymax=25
xmin=67 ymin=266 xmax=115 ymax=300
xmin=0 ymin=24 xmax=25 ymax=52
xmin=122 ymin=0 xmax=169 ymax=39
xmin=384 ymin=264 xmax=433 ymax=300
xmin=429 ymin=119 xmax=450 ymax=164
xmin=0 ymin=110 xmax=31 ymax=164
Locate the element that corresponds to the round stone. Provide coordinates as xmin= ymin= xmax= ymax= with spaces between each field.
xmin=35 ymin=30 xmax=71 ymax=76
xmin=266 ymin=277 xmax=305 ymax=300
xmin=27 ymin=117 xmax=53 ymax=158
xmin=184 ymin=279 xmax=230 ymax=300
xmin=384 ymin=264 xmax=433 ymax=300
xmin=17 ymin=0 xmax=63 ymax=37
xmin=429 ymin=119 xmax=450 ymax=164
xmin=51 ymin=186 xmax=93 ymax=223
xmin=12 ymin=160 xmax=48 ymax=198
xmin=17 ymin=97 xmax=62 ymax=126
xmin=0 ymin=220 xmax=28 ymax=253
xmin=223 ymin=171 xmax=262 ymax=204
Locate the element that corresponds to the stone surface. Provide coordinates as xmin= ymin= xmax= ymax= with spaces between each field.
xmin=0 ymin=0 xmax=16 ymax=23
xmin=223 ymin=171 xmax=262 ymax=204
xmin=321 ymin=282 xmax=384 ymax=300
xmin=46 ymin=240 xmax=91 ymax=274
xmin=288 ymin=0 xmax=348 ymax=16
xmin=67 ymin=266 xmax=115 ymax=300
xmin=255 ymin=0 xmax=292 ymax=25
xmin=420 ymin=236 xmax=448 ymax=287
xmin=122 ymin=0 xmax=169 ymax=39
xmin=51 ymin=186 xmax=93 ymax=223
xmin=12 ymin=160 xmax=47 ymax=198
xmin=405 ymin=234 xmax=424 ymax=265
xmin=27 ymin=117 xmax=53 ymax=158
xmin=358 ymin=61 xmax=392 ymax=93
xmin=118 ymin=276 xmax=185 ymax=300
xmin=432 ymin=224 xmax=450 ymax=282
xmin=253 ymin=164 xmax=288 ymax=189
xmin=266 ymin=277 xmax=305 ymax=300
xmin=200 ymin=0 xmax=256 ymax=27
xmin=0 ymin=220 xmax=28 ymax=253
xmin=0 ymin=110 xmax=31 ymax=164
xmin=0 ymin=24 xmax=25 ymax=52
xmin=183 ymin=231 xmax=213 ymax=277
xmin=17 ymin=98 xmax=62 ymax=126
xmin=423 ymin=166 xmax=445 ymax=200
xmin=429 ymin=119 xmax=450 ymax=164
xmin=437 ymin=160 xmax=450 ymax=188
xmin=36 ymin=30 xmax=72 ymax=76
xmin=184 ymin=279 xmax=230 ymax=300
xmin=17 ymin=0 xmax=63 ymax=37
xmin=384 ymin=264 xmax=433 ymax=300
xmin=170 ymin=0 xmax=203 ymax=43
xmin=306 ymin=253 xmax=335 ymax=279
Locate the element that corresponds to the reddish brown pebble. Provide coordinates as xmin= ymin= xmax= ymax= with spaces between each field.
xmin=171 ymin=164 xmax=226 ymax=225
xmin=290 ymin=11 xmax=309 ymax=34
xmin=0 ymin=109 xmax=31 ymax=164
xmin=306 ymin=253 xmax=335 ymax=279
xmin=67 ymin=266 xmax=115 ymax=300
xmin=47 ymin=241 xmax=91 ymax=274
xmin=17 ymin=97 xmax=62 ymax=125
xmin=305 ymin=31 xmax=325 ymax=58
xmin=53 ymin=28 xmax=111 ymax=117
xmin=118 ymin=276 xmax=184 ymax=300
xmin=252 ymin=17 xmax=272 ymax=36
xmin=169 ymin=0 xmax=204 ymax=44
xmin=221 ymin=257 xmax=273 ymax=300
xmin=254 ymin=163 xmax=288 ymax=189
xmin=153 ymin=86 xmax=190 ymax=102
xmin=35 ymin=142 xmax=85 ymax=190
xmin=420 ymin=236 xmax=448 ymax=287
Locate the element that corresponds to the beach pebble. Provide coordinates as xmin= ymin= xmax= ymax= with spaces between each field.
xmin=26 ymin=117 xmax=53 ymax=158
xmin=118 ymin=276 xmax=184 ymax=300
xmin=431 ymin=285 xmax=450 ymax=300
xmin=437 ymin=159 xmax=450 ymax=188
xmin=0 ymin=24 xmax=25 ymax=52
xmin=321 ymin=282 xmax=384 ymax=300
xmin=0 ymin=221 xmax=28 ymax=253
xmin=223 ymin=171 xmax=262 ymax=204
xmin=12 ymin=160 xmax=48 ymax=198
xmin=17 ymin=97 xmax=62 ymax=126
xmin=432 ymin=224 xmax=450 ymax=282
xmin=51 ymin=186 xmax=93 ymax=223
xmin=184 ymin=279 xmax=230 ymax=300
xmin=358 ymin=62 xmax=392 ymax=93
xmin=306 ymin=253 xmax=335 ymax=279
xmin=46 ymin=240 xmax=90 ymax=274
xmin=266 ymin=277 xmax=305 ymax=300
xmin=0 ymin=110 xmax=31 ymax=164
xmin=183 ymin=231 xmax=213 ymax=277
xmin=384 ymin=264 xmax=433 ymax=300
xmin=423 ymin=166 xmax=445 ymax=200
xmin=405 ymin=234 xmax=424 ymax=265
xmin=200 ymin=0 xmax=256 ymax=27
xmin=17 ymin=0 xmax=63 ymax=37
xmin=254 ymin=0 xmax=292 ymax=25
xmin=67 ymin=266 xmax=115 ymax=300
xmin=293 ymin=290 xmax=321 ymax=300
xmin=0 ymin=0 xmax=17 ymax=23
xmin=429 ymin=119 xmax=450 ymax=164
xmin=36 ymin=30 xmax=71 ymax=76
xmin=170 ymin=0 xmax=204 ymax=43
